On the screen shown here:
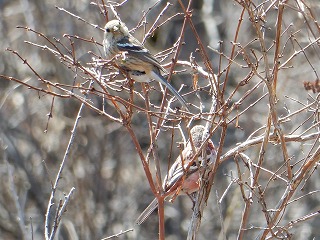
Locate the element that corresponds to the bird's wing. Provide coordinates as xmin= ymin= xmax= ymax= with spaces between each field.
xmin=116 ymin=36 xmax=166 ymax=72
xmin=163 ymin=148 xmax=197 ymax=191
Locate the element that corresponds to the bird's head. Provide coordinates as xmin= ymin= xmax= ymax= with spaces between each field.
xmin=104 ymin=20 xmax=129 ymax=41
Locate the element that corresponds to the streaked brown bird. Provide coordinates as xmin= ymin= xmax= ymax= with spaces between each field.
xmin=103 ymin=20 xmax=189 ymax=110
xmin=135 ymin=125 xmax=217 ymax=225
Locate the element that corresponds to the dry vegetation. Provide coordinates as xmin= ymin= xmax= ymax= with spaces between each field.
xmin=1 ymin=0 xmax=320 ymax=239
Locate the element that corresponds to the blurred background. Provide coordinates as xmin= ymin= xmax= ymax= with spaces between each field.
xmin=1 ymin=0 xmax=320 ymax=239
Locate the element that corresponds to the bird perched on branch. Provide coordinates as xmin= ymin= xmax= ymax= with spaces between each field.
xmin=135 ymin=125 xmax=217 ymax=225
xmin=103 ymin=19 xmax=189 ymax=110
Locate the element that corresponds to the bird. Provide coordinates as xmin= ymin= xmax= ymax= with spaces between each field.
xmin=135 ymin=125 xmax=217 ymax=225
xmin=103 ymin=19 xmax=189 ymax=110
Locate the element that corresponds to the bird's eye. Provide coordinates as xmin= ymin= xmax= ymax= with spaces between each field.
xmin=106 ymin=28 xmax=110 ymax=33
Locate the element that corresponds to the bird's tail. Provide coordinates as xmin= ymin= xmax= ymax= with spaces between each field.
xmin=135 ymin=198 xmax=158 ymax=225
xmin=150 ymin=71 xmax=189 ymax=110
